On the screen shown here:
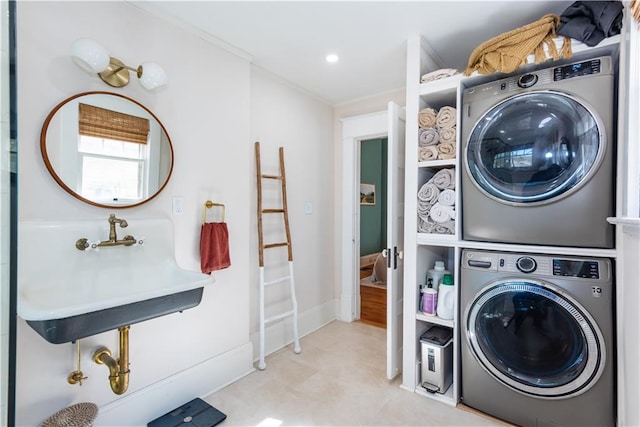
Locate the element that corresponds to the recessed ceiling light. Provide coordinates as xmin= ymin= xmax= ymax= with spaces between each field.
xmin=326 ymin=54 xmax=339 ymax=63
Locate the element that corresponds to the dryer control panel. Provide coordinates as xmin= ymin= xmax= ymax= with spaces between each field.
xmin=553 ymin=59 xmax=601 ymax=81
xmin=462 ymin=56 xmax=613 ymax=103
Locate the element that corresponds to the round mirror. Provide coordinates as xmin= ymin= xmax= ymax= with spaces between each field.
xmin=41 ymin=91 xmax=174 ymax=208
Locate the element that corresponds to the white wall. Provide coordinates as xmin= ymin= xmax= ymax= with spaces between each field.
xmin=16 ymin=2 xmax=254 ymax=425
xmin=249 ymin=67 xmax=336 ymax=357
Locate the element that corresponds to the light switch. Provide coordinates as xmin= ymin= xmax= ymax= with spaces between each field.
xmin=172 ymin=197 xmax=184 ymax=216
xmin=304 ymin=201 xmax=313 ymax=215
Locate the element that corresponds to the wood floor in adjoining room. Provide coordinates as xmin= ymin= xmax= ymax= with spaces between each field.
xmin=203 ymin=320 xmax=505 ymax=426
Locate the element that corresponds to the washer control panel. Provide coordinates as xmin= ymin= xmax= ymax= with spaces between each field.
xmin=552 ymin=259 xmax=600 ymax=279
xmin=462 ymin=250 xmax=606 ymax=280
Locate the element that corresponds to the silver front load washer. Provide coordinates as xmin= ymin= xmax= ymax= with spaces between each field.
xmin=460 ymin=249 xmax=615 ymax=427
xmin=461 ymin=56 xmax=615 ymax=248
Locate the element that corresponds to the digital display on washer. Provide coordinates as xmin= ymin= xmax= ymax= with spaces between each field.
xmin=553 ymin=259 xmax=599 ymax=278
xmin=553 ymin=59 xmax=601 ymax=81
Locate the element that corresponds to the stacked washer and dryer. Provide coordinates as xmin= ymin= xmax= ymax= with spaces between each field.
xmin=459 ymin=56 xmax=616 ymax=426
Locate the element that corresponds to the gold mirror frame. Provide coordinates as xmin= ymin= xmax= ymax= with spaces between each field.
xmin=40 ymin=91 xmax=174 ymax=209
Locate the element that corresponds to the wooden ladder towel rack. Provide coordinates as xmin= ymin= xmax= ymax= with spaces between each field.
xmin=254 ymin=141 xmax=301 ymax=370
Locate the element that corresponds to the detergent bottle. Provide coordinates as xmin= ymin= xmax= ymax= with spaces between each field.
xmin=426 ymin=260 xmax=449 ymax=293
xmin=436 ymin=274 xmax=455 ymax=320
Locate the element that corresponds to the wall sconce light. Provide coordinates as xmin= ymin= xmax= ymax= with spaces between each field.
xmin=71 ymin=38 xmax=168 ymax=90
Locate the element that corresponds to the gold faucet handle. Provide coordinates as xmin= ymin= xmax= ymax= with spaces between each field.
xmin=75 ymin=238 xmax=102 ymax=251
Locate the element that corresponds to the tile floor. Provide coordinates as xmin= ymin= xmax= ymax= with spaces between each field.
xmin=204 ymin=320 xmax=506 ymax=426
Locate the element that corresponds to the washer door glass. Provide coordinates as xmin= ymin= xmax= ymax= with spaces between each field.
xmin=466 ymin=91 xmax=602 ymax=204
xmin=466 ymin=281 xmax=605 ymax=398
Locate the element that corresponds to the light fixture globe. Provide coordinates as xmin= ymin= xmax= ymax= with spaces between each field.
xmin=71 ymin=38 xmax=110 ymax=73
xmin=139 ymin=62 xmax=168 ymax=90
xmin=71 ymin=39 xmax=168 ymax=91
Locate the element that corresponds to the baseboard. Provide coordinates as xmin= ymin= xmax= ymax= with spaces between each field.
xmin=95 ymin=342 xmax=253 ymax=426
xmin=250 ymin=299 xmax=337 ymax=362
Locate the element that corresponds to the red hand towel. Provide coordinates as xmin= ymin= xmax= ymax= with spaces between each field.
xmin=200 ymin=222 xmax=231 ymax=274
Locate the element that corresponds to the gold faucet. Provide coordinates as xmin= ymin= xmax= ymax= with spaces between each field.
xmin=107 ymin=214 xmax=128 ymax=243
xmin=75 ymin=214 xmax=138 ymax=250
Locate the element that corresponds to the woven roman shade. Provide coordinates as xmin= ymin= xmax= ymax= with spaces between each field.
xmin=79 ymin=103 xmax=150 ymax=144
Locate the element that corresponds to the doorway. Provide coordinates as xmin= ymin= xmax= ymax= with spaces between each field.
xmin=339 ymin=111 xmax=388 ymax=323
xmin=340 ymin=103 xmax=405 ymax=380
xmin=358 ymin=138 xmax=388 ymax=328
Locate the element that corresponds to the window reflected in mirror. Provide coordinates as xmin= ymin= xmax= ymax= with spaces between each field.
xmin=41 ymin=92 xmax=173 ymax=208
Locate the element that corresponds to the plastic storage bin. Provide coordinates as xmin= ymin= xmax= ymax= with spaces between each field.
xmin=420 ymin=325 xmax=453 ymax=394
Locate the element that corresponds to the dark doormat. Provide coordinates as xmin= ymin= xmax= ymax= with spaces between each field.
xmin=148 ymin=398 xmax=226 ymax=427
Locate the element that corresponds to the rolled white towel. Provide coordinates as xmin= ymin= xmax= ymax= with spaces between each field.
xmin=438 ymin=189 xmax=456 ymax=206
xmin=418 ymin=108 xmax=437 ymax=128
xmin=438 ymin=126 xmax=456 ymax=144
xmin=419 ymin=127 xmax=439 ymax=147
xmin=418 ymin=203 xmax=432 ymax=220
xmin=417 ymin=216 xmax=433 ymax=233
xmin=421 ymin=68 xmax=459 ymax=83
xmin=417 ymin=182 xmax=440 ymax=205
xmin=432 ymin=168 xmax=455 ymax=190
xmin=429 ymin=202 xmax=456 ymax=224
xmin=430 ymin=220 xmax=455 ymax=235
xmin=436 ymin=106 xmax=457 ymax=129
xmin=418 ymin=216 xmax=455 ymax=235
xmin=437 ymin=142 xmax=456 ymax=160
xmin=419 ymin=146 xmax=438 ymax=161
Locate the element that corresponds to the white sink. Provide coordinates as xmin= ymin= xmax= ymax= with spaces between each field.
xmin=18 ymin=216 xmax=213 ymax=343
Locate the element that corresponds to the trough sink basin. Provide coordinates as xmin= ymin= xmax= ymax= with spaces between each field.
xmin=18 ymin=217 xmax=214 ymax=344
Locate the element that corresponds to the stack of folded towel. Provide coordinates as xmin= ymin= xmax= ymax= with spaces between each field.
xmin=420 ymin=68 xmax=459 ymax=84
xmin=417 ymin=106 xmax=457 ymax=162
xmin=417 ymin=168 xmax=456 ymax=235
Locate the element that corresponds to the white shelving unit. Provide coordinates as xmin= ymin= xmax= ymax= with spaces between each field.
xmin=402 ymin=35 xmax=462 ymax=405
xmin=402 ymin=34 xmax=623 ymax=408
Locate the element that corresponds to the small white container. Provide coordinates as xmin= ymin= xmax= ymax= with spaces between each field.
xmin=437 ymin=274 xmax=455 ymax=320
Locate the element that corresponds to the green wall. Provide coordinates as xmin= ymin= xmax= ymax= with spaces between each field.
xmin=360 ymin=138 xmax=387 ymax=256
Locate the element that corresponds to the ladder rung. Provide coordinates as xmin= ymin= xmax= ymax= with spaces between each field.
xmin=261 ymin=174 xmax=282 ymax=180
xmin=265 ymin=310 xmax=294 ymax=324
xmin=264 ymin=275 xmax=291 ymax=287
xmin=263 ymin=209 xmax=285 ymax=214
xmin=264 ymin=242 xmax=288 ymax=249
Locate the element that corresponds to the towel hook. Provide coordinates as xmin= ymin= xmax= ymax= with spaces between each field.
xmin=203 ymin=200 xmax=226 ymax=224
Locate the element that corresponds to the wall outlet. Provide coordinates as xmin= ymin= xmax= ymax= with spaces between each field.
xmin=172 ymin=197 xmax=184 ymax=216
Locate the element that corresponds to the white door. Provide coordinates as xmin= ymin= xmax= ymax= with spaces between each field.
xmin=386 ymin=102 xmax=405 ymax=380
